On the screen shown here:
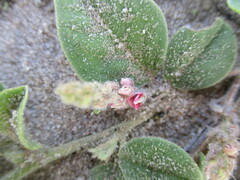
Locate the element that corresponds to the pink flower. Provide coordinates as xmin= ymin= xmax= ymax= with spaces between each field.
xmin=127 ymin=92 xmax=145 ymax=110
xmin=120 ymin=78 xmax=134 ymax=86
xmin=118 ymin=85 xmax=135 ymax=97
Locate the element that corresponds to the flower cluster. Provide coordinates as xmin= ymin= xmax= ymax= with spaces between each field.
xmin=110 ymin=78 xmax=146 ymax=110
xmin=56 ymin=78 xmax=145 ymax=110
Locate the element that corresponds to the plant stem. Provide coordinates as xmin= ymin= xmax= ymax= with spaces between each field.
xmin=2 ymin=92 xmax=165 ymax=180
xmin=187 ymin=76 xmax=240 ymax=180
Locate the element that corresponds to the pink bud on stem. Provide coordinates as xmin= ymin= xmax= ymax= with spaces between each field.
xmin=127 ymin=92 xmax=145 ymax=110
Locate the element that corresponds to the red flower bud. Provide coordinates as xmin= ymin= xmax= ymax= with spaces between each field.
xmin=127 ymin=92 xmax=145 ymax=110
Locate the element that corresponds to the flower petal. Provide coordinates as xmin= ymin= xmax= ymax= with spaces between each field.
xmin=120 ymin=78 xmax=134 ymax=86
xmin=127 ymin=92 xmax=145 ymax=110
xmin=118 ymin=85 xmax=134 ymax=97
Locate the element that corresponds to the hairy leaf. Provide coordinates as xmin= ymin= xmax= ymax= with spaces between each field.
xmin=164 ymin=18 xmax=237 ymax=90
xmin=198 ymin=153 xmax=207 ymax=180
xmin=89 ymin=137 xmax=119 ymax=161
xmin=227 ymin=0 xmax=240 ymax=14
xmin=90 ymin=163 xmax=124 ymax=180
xmin=2 ymin=150 xmax=25 ymax=165
xmin=118 ymin=137 xmax=203 ymax=180
xmin=54 ymin=0 xmax=168 ymax=84
xmin=0 ymin=139 xmax=25 ymax=165
xmin=0 ymin=86 xmax=42 ymax=150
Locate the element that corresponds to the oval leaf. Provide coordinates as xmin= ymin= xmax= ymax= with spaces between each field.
xmin=54 ymin=0 xmax=168 ymax=84
xmin=90 ymin=163 xmax=124 ymax=180
xmin=227 ymin=0 xmax=240 ymax=14
xmin=0 ymin=86 xmax=42 ymax=150
xmin=118 ymin=137 xmax=203 ymax=180
xmin=164 ymin=18 xmax=237 ymax=90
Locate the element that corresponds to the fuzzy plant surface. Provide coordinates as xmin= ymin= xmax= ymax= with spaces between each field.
xmin=1 ymin=0 xmax=239 ymax=179
xmin=227 ymin=0 xmax=240 ymax=14
xmin=91 ymin=137 xmax=205 ymax=180
xmin=164 ymin=18 xmax=237 ymax=90
xmin=90 ymin=163 xmax=124 ymax=180
xmin=56 ymin=79 xmax=146 ymax=110
xmin=0 ymin=86 xmax=42 ymax=150
xmin=89 ymin=137 xmax=119 ymax=161
xmin=0 ymin=85 xmax=154 ymax=179
xmin=55 ymin=0 xmax=237 ymax=94
xmin=0 ymin=86 xmax=97 ymax=180
xmin=0 ymin=86 xmax=44 ymax=180
xmin=204 ymin=120 xmax=239 ymax=180
xmin=54 ymin=0 xmax=168 ymax=84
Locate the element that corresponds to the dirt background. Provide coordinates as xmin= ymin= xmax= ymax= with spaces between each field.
xmin=0 ymin=0 xmax=239 ymax=179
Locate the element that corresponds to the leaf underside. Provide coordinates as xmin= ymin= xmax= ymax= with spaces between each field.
xmin=0 ymin=86 xmax=42 ymax=150
xmin=55 ymin=0 xmax=168 ymax=85
xmin=118 ymin=137 xmax=203 ymax=180
xmin=164 ymin=18 xmax=237 ymax=90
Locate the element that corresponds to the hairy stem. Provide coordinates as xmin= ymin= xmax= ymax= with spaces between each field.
xmin=187 ymin=76 xmax=240 ymax=180
xmin=2 ymin=92 xmax=166 ymax=180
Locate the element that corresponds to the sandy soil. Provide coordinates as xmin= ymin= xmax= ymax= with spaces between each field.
xmin=0 ymin=0 xmax=239 ymax=179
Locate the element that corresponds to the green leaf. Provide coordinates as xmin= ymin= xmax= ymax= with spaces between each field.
xmin=54 ymin=0 xmax=168 ymax=84
xmin=89 ymin=137 xmax=119 ymax=161
xmin=1 ymin=162 xmax=41 ymax=180
xmin=164 ymin=18 xmax=237 ymax=90
xmin=227 ymin=0 xmax=240 ymax=14
xmin=90 ymin=163 xmax=124 ymax=180
xmin=198 ymin=153 xmax=207 ymax=180
xmin=0 ymin=86 xmax=42 ymax=150
xmin=198 ymin=153 xmax=206 ymax=173
xmin=118 ymin=137 xmax=203 ymax=180
xmin=0 ymin=139 xmax=25 ymax=165
xmin=93 ymin=109 xmax=101 ymax=114
xmin=0 ymin=83 xmax=4 ymax=92
xmin=1 ymin=150 xmax=25 ymax=165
